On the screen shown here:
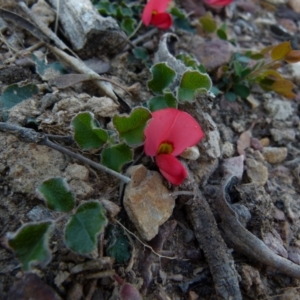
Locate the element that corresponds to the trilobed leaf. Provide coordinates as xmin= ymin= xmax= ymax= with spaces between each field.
xmin=178 ymin=70 xmax=212 ymax=102
xmin=101 ymin=143 xmax=133 ymax=172
xmin=148 ymin=63 xmax=176 ymax=94
xmin=148 ymin=91 xmax=177 ymax=112
xmin=37 ymin=177 xmax=75 ymax=212
xmin=72 ymin=112 xmax=108 ymax=150
xmin=64 ymin=201 xmax=107 ymax=254
xmin=113 ymin=107 xmax=151 ymax=146
xmin=7 ymin=222 xmax=53 ymax=270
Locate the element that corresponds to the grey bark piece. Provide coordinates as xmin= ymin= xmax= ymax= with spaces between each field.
xmin=48 ymin=0 xmax=127 ymax=57
xmin=186 ymin=188 xmax=242 ymax=300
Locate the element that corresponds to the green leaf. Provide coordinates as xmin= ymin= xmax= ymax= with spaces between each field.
xmin=0 ymin=83 xmax=39 ymax=121
xmin=121 ymin=18 xmax=136 ymax=36
xmin=148 ymin=63 xmax=176 ymax=94
xmin=233 ymin=61 xmax=243 ymax=77
xmin=170 ymin=7 xmax=195 ymax=32
xmin=199 ymin=15 xmax=217 ymax=33
xmin=101 ymin=143 xmax=133 ymax=172
xmin=217 ymin=28 xmax=227 ymax=40
xmin=233 ymin=84 xmax=250 ymax=98
xmin=7 ymin=222 xmax=53 ymax=270
xmin=72 ymin=112 xmax=108 ymax=150
xmin=132 ymin=47 xmax=148 ymax=61
xmin=31 ymin=54 xmax=65 ymax=80
xmin=106 ymin=224 xmax=131 ymax=263
xmin=210 ymin=86 xmax=220 ymax=96
xmin=37 ymin=177 xmax=75 ymax=212
xmin=148 ymin=91 xmax=177 ymax=111
xmin=178 ymin=70 xmax=212 ymax=102
xmin=250 ymin=53 xmax=264 ymax=60
xmin=64 ymin=201 xmax=107 ymax=254
xmin=225 ymin=92 xmax=237 ymax=102
xmin=113 ymin=107 xmax=151 ymax=146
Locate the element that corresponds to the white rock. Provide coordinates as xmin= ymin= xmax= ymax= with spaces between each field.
xmin=85 ymin=96 xmax=119 ymax=118
xmin=180 ymin=146 xmax=200 ymax=160
xmin=290 ymin=62 xmax=300 ymax=85
xmin=264 ymin=98 xmax=293 ymax=121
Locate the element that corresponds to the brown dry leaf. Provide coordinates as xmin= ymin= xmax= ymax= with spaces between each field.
xmin=271 ymin=79 xmax=296 ymax=99
xmin=271 ymin=41 xmax=292 ymax=60
xmin=284 ymin=50 xmax=300 ymax=63
xmin=6 ymin=273 xmax=60 ymax=300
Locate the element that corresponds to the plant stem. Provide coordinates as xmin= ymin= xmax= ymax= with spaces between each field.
xmin=0 ymin=122 xmax=131 ymax=184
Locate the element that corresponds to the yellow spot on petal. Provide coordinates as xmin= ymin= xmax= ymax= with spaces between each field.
xmin=158 ymin=142 xmax=173 ymax=154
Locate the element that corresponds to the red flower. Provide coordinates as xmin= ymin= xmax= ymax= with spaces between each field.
xmin=144 ymin=108 xmax=204 ymax=185
xmin=142 ymin=0 xmax=172 ymax=29
xmin=204 ymin=0 xmax=233 ymax=7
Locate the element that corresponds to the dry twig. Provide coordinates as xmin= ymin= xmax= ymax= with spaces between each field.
xmin=216 ymin=175 xmax=300 ymax=279
xmin=0 ymin=122 xmax=131 ymax=183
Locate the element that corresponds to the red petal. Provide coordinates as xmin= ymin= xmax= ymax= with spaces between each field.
xmin=151 ymin=0 xmax=172 ymax=13
xmin=156 ymin=154 xmax=187 ymax=185
xmin=204 ymin=0 xmax=233 ymax=7
xmin=142 ymin=0 xmax=155 ymax=26
xmin=142 ymin=0 xmax=171 ymax=26
xmin=151 ymin=13 xmax=172 ymax=29
xmin=144 ymin=108 xmax=204 ymax=157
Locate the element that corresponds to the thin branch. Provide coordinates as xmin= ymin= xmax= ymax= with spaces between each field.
xmin=18 ymin=1 xmax=77 ymax=57
xmin=0 ymin=122 xmax=131 ymax=184
xmin=114 ymin=219 xmax=177 ymax=260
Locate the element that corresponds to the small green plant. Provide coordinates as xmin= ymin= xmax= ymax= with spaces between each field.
xmin=6 ymin=178 xmax=107 ymax=270
xmin=146 ymin=61 xmax=212 ymax=111
xmin=216 ymin=41 xmax=300 ymax=101
xmin=199 ymin=12 xmax=229 ymax=42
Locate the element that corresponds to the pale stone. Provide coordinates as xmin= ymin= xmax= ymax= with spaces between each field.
xmin=124 ymin=165 xmax=175 ymax=241
xmin=85 ymin=96 xmax=119 ymax=118
xmin=246 ymin=94 xmax=260 ymax=109
xmin=180 ymin=146 xmax=200 ymax=160
xmin=264 ymin=98 xmax=293 ymax=121
xmin=69 ymin=179 xmax=94 ymax=199
xmin=260 ymin=137 xmax=270 ymax=147
xmin=246 ymin=158 xmax=268 ymax=186
xmin=290 ymin=62 xmax=300 ymax=85
xmin=222 ymin=155 xmax=244 ymax=179
xmin=0 ymin=133 xmax=66 ymax=195
xmin=263 ymin=147 xmax=288 ymax=164
xmin=64 ymin=163 xmax=89 ymax=181
xmin=270 ymin=128 xmax=296 ymax=143
xmin=288 ymin=0 xmax=300 ymax=13
xmin=221 ymin=141 xmax=235 ymax=158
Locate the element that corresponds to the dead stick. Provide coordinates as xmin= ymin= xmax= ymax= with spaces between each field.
xmin=186 ymin=186 xmax=242 ymax=300
xmin=0 ymin=122 xmax=130 ymax=183
xmin=216 ymin=175 xmax=300 ymax=279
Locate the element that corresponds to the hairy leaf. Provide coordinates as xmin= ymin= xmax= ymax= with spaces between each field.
xmin=101 ymin=143 xmax=133 ymax=172
xmin=113 ymin=107 xmax=151 ymax=146
xmin=148 ymin=63 xmax=176 ymax=94
xmin=37 ymin=177 xmax=75 ymax=212
xmin=64 ymin=201 xmax=107 ymax=254
xmin=178 ymin=70 xmax=212 ymax=102
xmin=72 ymin=112 xmax=108 ymax=150
xmin=7 ymin=222 xmax=53 ymax=270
